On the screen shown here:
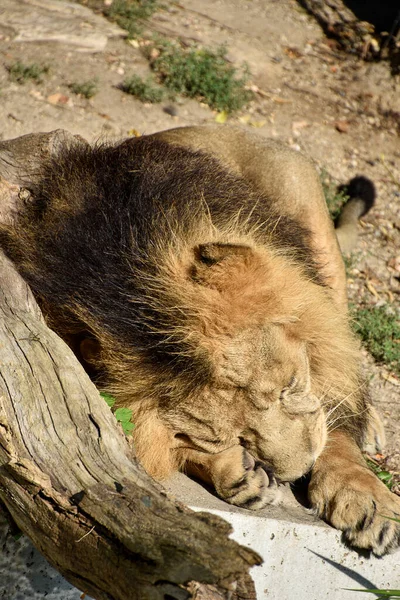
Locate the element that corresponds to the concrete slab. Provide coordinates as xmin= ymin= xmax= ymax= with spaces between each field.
xmin=165 ymin=474 xmax=400 ymax=600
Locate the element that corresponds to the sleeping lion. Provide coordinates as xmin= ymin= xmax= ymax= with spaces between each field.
xmin=0 ymin=125 xmax=398 ymax=556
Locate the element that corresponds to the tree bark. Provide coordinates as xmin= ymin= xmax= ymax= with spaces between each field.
xmin=0 ymin=131 xmax=261 ymax=600
xmin=298 ymin=1 xmax=400 ymax=74
xmin=298 ymin=0 xmax=378 ymax=57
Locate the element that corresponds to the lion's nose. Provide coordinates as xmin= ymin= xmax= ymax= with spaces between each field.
xmin=281 ymin=393 xmax=321 ymax=415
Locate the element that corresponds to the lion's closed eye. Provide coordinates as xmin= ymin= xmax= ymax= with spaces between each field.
xmin=279 ymin=375 xmax=298 ymax=399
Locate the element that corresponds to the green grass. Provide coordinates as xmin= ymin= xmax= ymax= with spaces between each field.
xmin=120 ymin=74 xmax=165 ymax=102
xmin=105 ymin=0 xmax=160 ymax=38
xmin=69 ymin=79 xmax=98 ymax=99
xmin=321 ymin=169 xmax=349 ymax=220
xmin=148 ymin=40 xmax=252 ymax=112
xmin=104 ymin=1 xmax=252 ymax=112
xmin=366 ymin=458 xmax=393 ymax=490
xmin=7 ymin=61 xmax=49 ymax=84
xmin=352 ymin=305 xmax=400 ymax=376
xmin=348 ymin=589 xmax=400 ymax=598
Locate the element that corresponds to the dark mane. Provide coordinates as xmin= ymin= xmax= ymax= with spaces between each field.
xmin=0 ymin=136 xmax=322 ymax=362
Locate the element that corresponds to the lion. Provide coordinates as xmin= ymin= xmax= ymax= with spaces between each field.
xmin=0 ymin=125 xmax=398 ymax=556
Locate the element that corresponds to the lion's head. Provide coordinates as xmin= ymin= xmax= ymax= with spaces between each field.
xmin=102 ymin=238 xmax=363 ymax=483
xmin=167 ymin=318 xmax=327 ymax=482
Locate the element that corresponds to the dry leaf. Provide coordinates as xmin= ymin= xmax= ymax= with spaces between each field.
xmin=29 ymin=90 xmax=44 ymax=100
xmin=366 ymin=279 xmax=379 ymax=298
xmin=381 ymin=372 xmax=400 ymax=386
xmin=335 ymin=120 xmax=350 ymax=133
xmin=215 ymin=111 xmax=228 ymax=124
xmin=292 ymin=120 xmax=309 ymax=131
xmin=284 ymin=46 xmax=303 ymax=59
xmin=272 ymin=96 xmax=291 ymax=104
xmin=249 ymin=119 xmax=266 ymax=128
xmin=47 ymin=93 xmax=69 ymax=105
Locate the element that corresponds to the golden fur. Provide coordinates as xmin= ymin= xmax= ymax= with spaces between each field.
xmin=0 ymin=125 xmax=398 ymax=555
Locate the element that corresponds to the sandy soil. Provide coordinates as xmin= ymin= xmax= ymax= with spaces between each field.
xmin=0 ymin=0 xmax=399 ymax=485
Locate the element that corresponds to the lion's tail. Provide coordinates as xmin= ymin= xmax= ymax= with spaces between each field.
xmin=335 ymin=176 xmax=376 ymax=255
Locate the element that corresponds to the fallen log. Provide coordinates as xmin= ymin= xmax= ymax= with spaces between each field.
xmin=298 ymin=0 xmax=400 ymax=69
xmin=0 ymin=131 xmax=261 ymax=600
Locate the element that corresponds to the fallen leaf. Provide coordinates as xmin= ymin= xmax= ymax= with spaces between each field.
xmin=381 ymin=372 xmax=400 ymax=386
xmin=388 ymin=256 xmax=400 ymax=273
xmin=249 ymin=119 xmax=266 ymax=128
xmin=284 ymin=46 xmax=303 ymax=59
xmin=215 ymin=111 xmax=228 ymax=124
xmin=272 ymin=96 xmax=292 ymax=104
xmin=335 ymin=120 xmax=349 ymax=133
xmin=292 ymin=120 xmax=309 ymax=131
xmin=47 ymin=93 xmax=69 ymax=105
xmin=386 ymin=290 xmax=395 ymax=303
xmin=149 ymin=48 xmax=160 ymax=60
xmin=366 ymin=279 xmax=379 ymax=298
xmin=29 ymin=90 xmax=44 ymax=100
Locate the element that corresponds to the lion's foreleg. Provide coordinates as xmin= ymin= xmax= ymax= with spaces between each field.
xmin=131 ymin=408 xmax=180 ymax=480
xmin=309 ymin=430 xmax=400 ymax=555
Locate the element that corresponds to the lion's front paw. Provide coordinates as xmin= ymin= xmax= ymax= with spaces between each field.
xmin=212 ymin=446 xmax=281 ymax=510
xmin=310 ymin=465 xmax=400 ymax=556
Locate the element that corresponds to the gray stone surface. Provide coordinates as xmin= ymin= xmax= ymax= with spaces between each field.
xmin=0 ymin=511 xmax=82 ymax=600
xmin=0 ymin=0 xmax=125 ymax=52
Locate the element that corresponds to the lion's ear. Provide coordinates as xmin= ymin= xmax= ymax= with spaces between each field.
xmin=190 ymin=242 xmax=255 ymax=287
xmin=195 ymin=242 xmax=252 ymax=265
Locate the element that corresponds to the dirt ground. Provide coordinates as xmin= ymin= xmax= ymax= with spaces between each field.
xmin=0 ymin=0 xmax=399 ymax=484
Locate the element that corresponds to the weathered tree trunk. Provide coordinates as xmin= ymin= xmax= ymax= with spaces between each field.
xmin=298 ymin=0 xmax=400 ymax=68
xmin=298 ymin=0 xmax=375 ymax=54
xmin=0 ymin=131 xmax=261 ymax=600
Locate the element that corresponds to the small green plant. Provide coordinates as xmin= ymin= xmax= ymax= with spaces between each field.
xmin=321 ymin=169 xmax=349 ymax=220
xmin=120 ymin=74 xmax=165 ymax=102
xmin=69 ymin=79 xmax=98 ymax=99
xmin=343 ymin=253 xmax=355 ymax=276
xmin=105 ymin=0 xmax=159 ymax=38
xmin=366 ymin=458 xmax=393 ymax=490
xmin=100 ymin=392 xmax=135 ymax=435
xmin=101 ymin=392 xmax=117 ymax=408
xmin=7 ymin=61 xmax=49 ymax=84
xmin=114 ymin=407 xmax=135 ymax=435
xmin=352 ymin=305 xmax=400 ymax=375
xmin=348 ymin=590 xmax=400 ymax=597
xmin=148 ymin=40 xmax=252 ymax=112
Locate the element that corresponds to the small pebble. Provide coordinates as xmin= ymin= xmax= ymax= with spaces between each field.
xmin=163 ymin=105 xmax=179 ymax=117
